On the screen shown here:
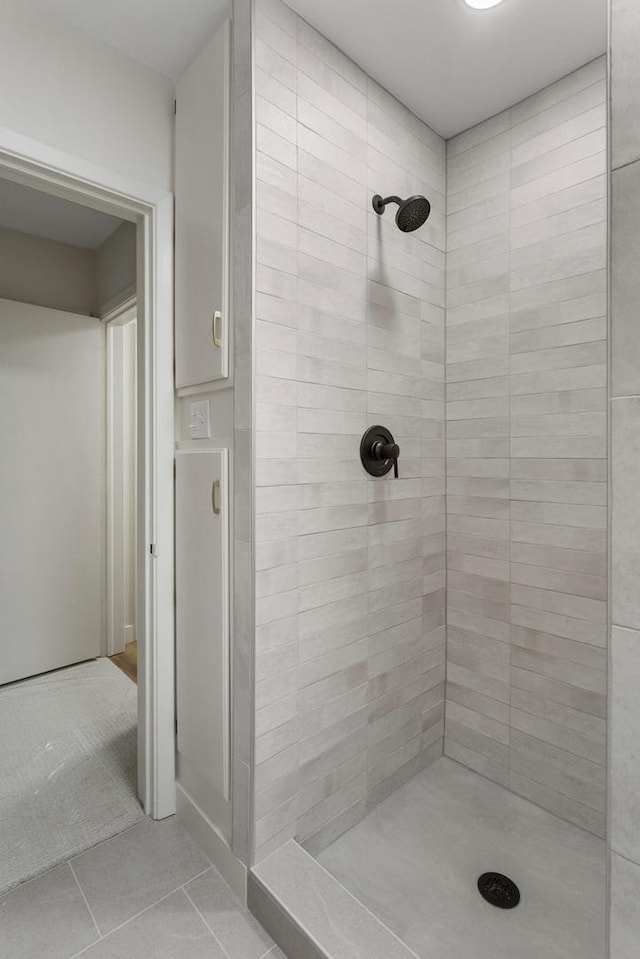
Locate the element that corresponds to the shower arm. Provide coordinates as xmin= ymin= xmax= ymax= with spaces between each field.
xmin=372 ymin=195 xmax=403 ymax=214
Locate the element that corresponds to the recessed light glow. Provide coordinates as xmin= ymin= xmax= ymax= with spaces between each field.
xmin=464 ymin=0 xmax=505 ymax=8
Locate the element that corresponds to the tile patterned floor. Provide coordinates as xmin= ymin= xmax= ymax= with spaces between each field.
xmin=0 ymin=817 xmax=284 ymax=959
xmin=318 ymin=756 xmax=606 ymax=959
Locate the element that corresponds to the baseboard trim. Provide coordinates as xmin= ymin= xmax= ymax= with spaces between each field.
xmin=175 ymin=783 xmax=247 ymax=903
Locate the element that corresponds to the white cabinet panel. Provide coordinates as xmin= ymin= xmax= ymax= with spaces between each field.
xmin=175 ymin=448 xmax=230 ymax=800
xmin=175 ymin=19 xmax=230 ymax=389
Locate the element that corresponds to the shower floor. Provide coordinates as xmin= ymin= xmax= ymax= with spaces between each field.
xmin=316 ymin=757 xmax=605 ymax=959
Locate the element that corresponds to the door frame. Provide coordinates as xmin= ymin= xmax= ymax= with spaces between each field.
xmin=0 ymin=125 xmax=175 ymax=820
xmin=104 ymin=299 xmax=138 ymax=659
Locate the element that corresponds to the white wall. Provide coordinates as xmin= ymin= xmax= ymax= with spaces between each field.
xmin=0 ymin=0 xmax=174 ymax=191
xmin=0 ymin=221 xmax=138 ymax=318
xmin=0 ymin=226 xmax=97 ymax=314
xmin=96 ymin=222 xmax=137 ymax=315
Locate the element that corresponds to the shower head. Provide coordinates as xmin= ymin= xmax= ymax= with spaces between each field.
xmin=372 ymin=194 xmax=431 ymax=233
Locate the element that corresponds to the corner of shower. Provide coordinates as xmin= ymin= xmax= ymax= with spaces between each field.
xmin=247 ymin=2 xmax=609 ymax=958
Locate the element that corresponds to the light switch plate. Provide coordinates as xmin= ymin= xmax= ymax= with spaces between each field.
xmin=189 ymin=400 xmax=211 ymax=439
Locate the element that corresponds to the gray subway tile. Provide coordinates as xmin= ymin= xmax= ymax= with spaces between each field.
xmin=185 ymin=868 xmax=274 ymax=959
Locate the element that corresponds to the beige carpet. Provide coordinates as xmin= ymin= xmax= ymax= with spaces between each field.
xmin=0 ymin=658 xmax=146 ymax=894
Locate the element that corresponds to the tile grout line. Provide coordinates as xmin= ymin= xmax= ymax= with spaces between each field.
xmin=610 ymin=849 xmax=640 ymax=870
xmin=508 ymin=102 xmax=513 ymax=794
xmin=258 ymin=946 xmax=280 ymax=959
xmin=294 ymin=6 xmax=301 ymax=857
xmin=180 ymin=864 xmax=277 ymax=959
xmin=182 ymin=885 xmax=236 ymax=959
xmin=605 ymin=8 xmax=612 ymax=944
xmin=66 ymin=889 xmax=182 ymax=959
xmin=65 ymin=866 xmax=215 ymax=959
xmin=443 ymin=131 xmax=450 ymax=758
xmin=68 ymin=862 xmax=102 ymax=943
xmin=64 ymin=892 xmax=167 ymax=958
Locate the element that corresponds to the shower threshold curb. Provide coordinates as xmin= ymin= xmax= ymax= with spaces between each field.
xmin=248 ymin=840 xmax=420 ymax=959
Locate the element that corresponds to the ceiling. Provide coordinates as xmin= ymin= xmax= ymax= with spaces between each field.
xmin=31 ymin=0 xmax=607 ymax=138
xmin=34 ymin=0 xmax=231 ymax=81
xmin=287 ymin=0 xmax=607 ymax=138
xmin=0 ymin=178 xmax=123 ymax=249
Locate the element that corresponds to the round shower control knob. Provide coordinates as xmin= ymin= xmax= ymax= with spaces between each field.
xmin=360 ymin=426 xmax=400 ymax=478
xmin=372 ymin=440 xmax=400 ymax=462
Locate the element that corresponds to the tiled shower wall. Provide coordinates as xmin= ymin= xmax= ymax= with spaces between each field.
xmin=252 ymin=0 xmax=446 ymax=862
xmin=444 ymin=57 xmax=608 ymax=837
xmin=609 ymin=0 xmax=640 ymax=952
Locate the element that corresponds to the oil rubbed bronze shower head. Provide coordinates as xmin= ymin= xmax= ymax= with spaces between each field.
xmin=372 ymin=194 xmax=431 ymax=232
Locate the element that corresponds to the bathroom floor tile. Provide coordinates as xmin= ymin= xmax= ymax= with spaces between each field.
xmin=78 ymin=890 xmax=226 ymax=959
xmin=185 ymin=868 xmax=275 ymax=959
xmin=0 ymin=864 xmax=98 ymax=959
xmin=70 ymin=818 xmax=210 ymax=935
xmin=317 ymin=756 xmax=606 ymax=959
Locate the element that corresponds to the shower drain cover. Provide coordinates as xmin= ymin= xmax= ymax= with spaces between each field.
xmin=477 ymin=873 xmax=521 ymax=909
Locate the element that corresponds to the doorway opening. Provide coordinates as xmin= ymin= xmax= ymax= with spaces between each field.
xmin=0 ymin=130 xmax=175 ymax=893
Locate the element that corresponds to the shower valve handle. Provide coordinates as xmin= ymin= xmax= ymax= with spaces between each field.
xmin=372 ymin=441 xmax=400 ymax=478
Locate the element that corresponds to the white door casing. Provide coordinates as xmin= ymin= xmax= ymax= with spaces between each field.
xmin=0 ymin=125 xmax=175 ymax=820
xmin=105 ymin=301 xmax=137 ymax=658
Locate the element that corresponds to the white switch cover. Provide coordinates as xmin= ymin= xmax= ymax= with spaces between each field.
xmin=189 ymin=400 xmax=211 ymax=439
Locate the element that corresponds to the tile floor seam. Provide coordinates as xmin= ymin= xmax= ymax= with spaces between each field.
xmin=0 ymin=858 xmax=66 ymax=901
xmin=68 ymin=861 xmax=102 ymax=942
xmin=67 ymin=818 xmax=148 ymax=868
xmin=65 ymin=887 xmax=192 ymax=958
xmin=68 ymin=937 xmax=103 ymax=958
xmin=181 ymin=865 xmax=217 ymax=887
xmin=182 ymin=885 xmax=235 ymax=959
